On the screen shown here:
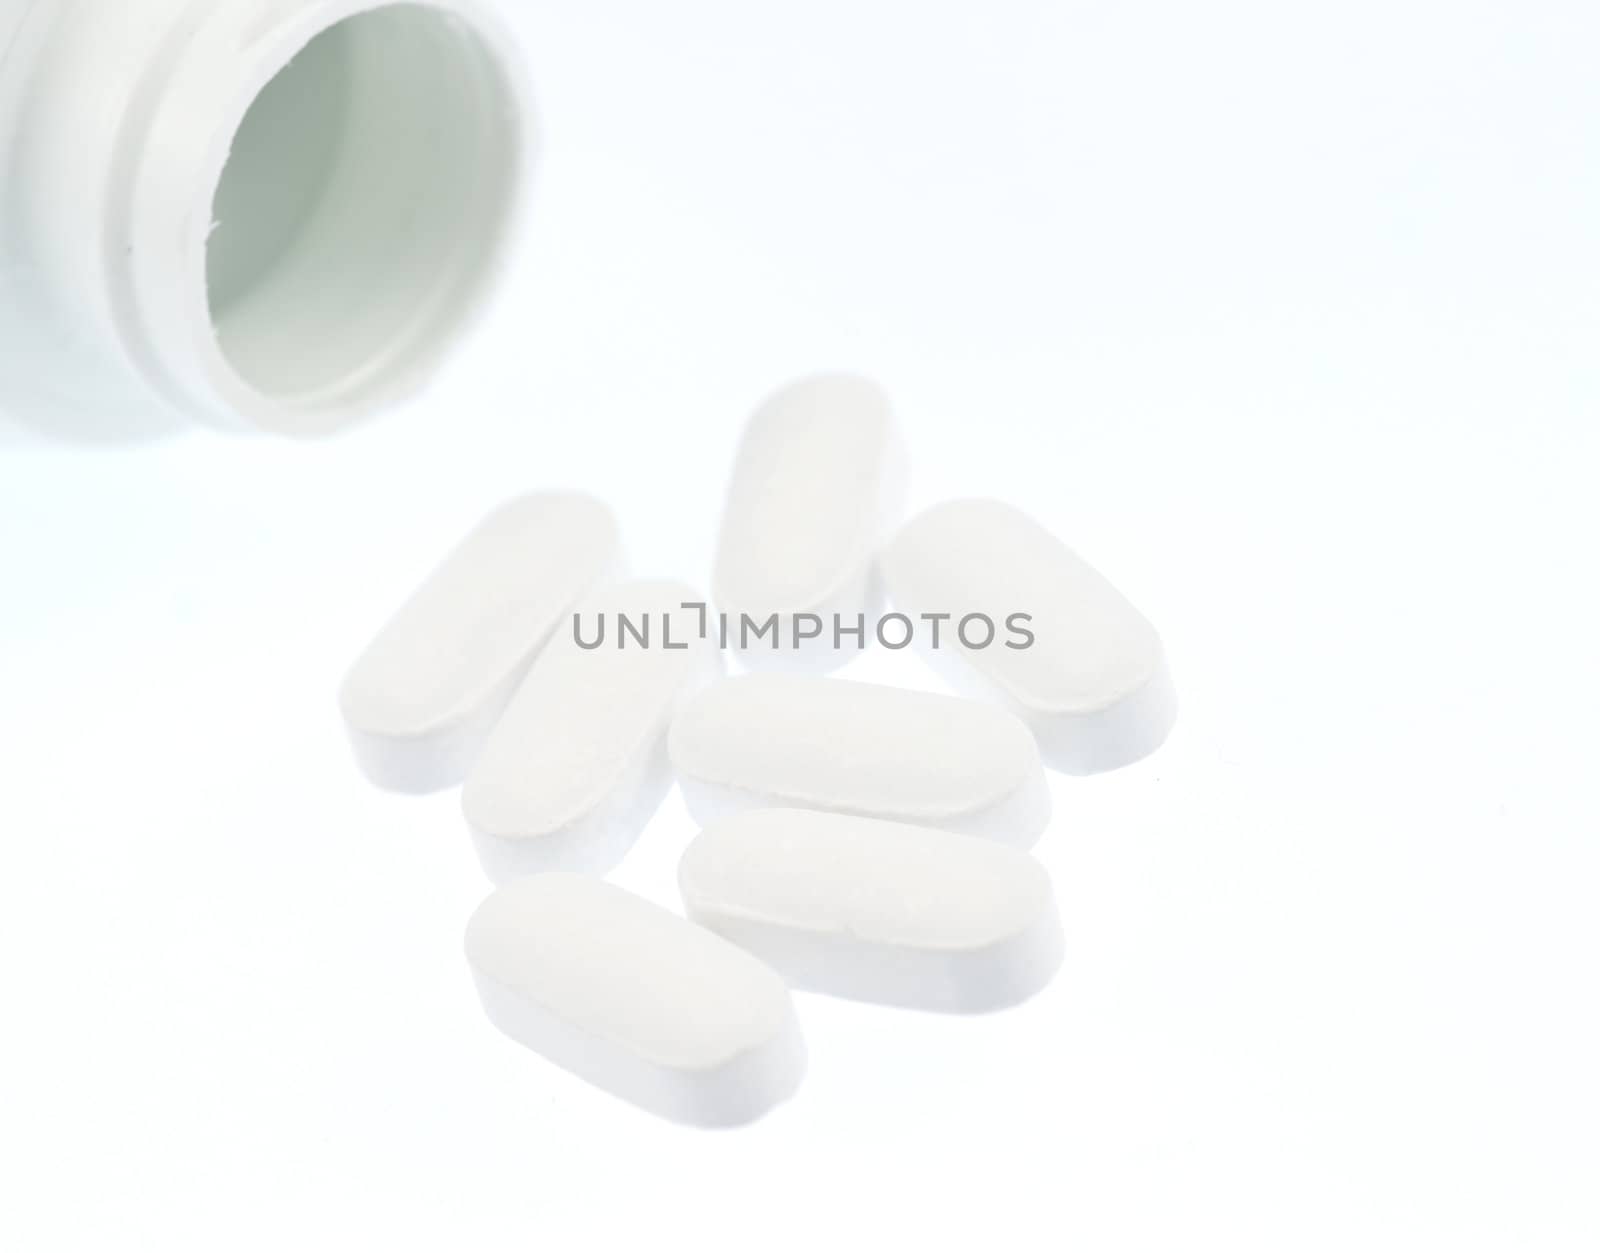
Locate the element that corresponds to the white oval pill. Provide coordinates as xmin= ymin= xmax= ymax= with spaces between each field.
xmin=462 ymin=580 xmax=723 ymax=882
xmin=339 ymin=493 xmax=622 ymax=793
xmin=881 ymin=498 xmax=1176 ymax=774
xmin=713 ymin=374 xmax=905 ymax=673
xmin=680 ymin=809 xmax=1064 ymax=1013
xmin=465 ymin=873 xmax=806 ymax=1126
xmin=668 ymin=674 xmax=1051 ymax=846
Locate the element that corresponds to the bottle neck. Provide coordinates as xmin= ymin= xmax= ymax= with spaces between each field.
xmin=2 ymin=0 xmax=531 ymax=438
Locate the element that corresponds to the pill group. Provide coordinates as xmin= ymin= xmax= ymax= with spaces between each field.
xmin=340 ymin=374 xmax=1175 ymax=1127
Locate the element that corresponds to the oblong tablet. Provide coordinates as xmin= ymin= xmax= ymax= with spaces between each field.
xmin=680 ymin=810 xmax=1064 ymax=1012
xmin=465 ymin=873 xmax=806 ymax=1127
xmin=713 ymin=374 xmax=906 ymax=673
xmin=881 ymin=498 xmax=1176 ymax=774
xmin=339 ymin=493 xmax=621 ymax=793
xmin=462 ymin=580 xmax=723 ymax=882
xmin=668 ymin=675 xmax=1051 ymax=846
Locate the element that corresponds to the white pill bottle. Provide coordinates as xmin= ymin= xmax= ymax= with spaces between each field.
xmin=0 ymin=0 xmax=530 ymax=441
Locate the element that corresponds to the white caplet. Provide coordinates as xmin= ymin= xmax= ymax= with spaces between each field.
xmin=680 ymin=810 xmax=1064 ymax=1012
xmin=462 ymin=580 xmax=723 ymax=882
xmin=668 ymin=674 xmax=1051 ymax=847
xmin=340 ymin=493 xmax=622 ymax=794
xmin=0 ymin=0 xmax=530 ymax=439
xmin=465 ymin=873 xmax=807 ymax=1127
xmin=712 ymin=374 xmax=906 ymax=672
xmin=882 ymin=499 xmax=1177 ymax=774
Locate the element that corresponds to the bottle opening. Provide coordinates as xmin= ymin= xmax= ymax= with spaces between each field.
xmin=204 ymin=4 xmax=523 ymax=428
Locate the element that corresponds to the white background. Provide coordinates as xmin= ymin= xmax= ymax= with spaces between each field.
xmin=3 ymin=1 xmax=1598 ymax=1248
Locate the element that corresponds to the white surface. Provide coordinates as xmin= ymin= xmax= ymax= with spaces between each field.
xmin=340 ymin=491 xmax=620 ymax=792
xmin=883 ymin=498 xmax=1177 ymax=773
xmin=670 ymin=674 xmax=1051 ymax=845
xmin=464 ymin=579 xmax=721 ymax=881
xmin=1 ymin=1 xmax=1597 ymax=1248
xmin=680 ymin=808 xmax=1064 ymax=1012
xmin=712 ymin=372 xmax=904 ymax=671
xmin=465 ymin=873 xmax=806 ymax=1126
